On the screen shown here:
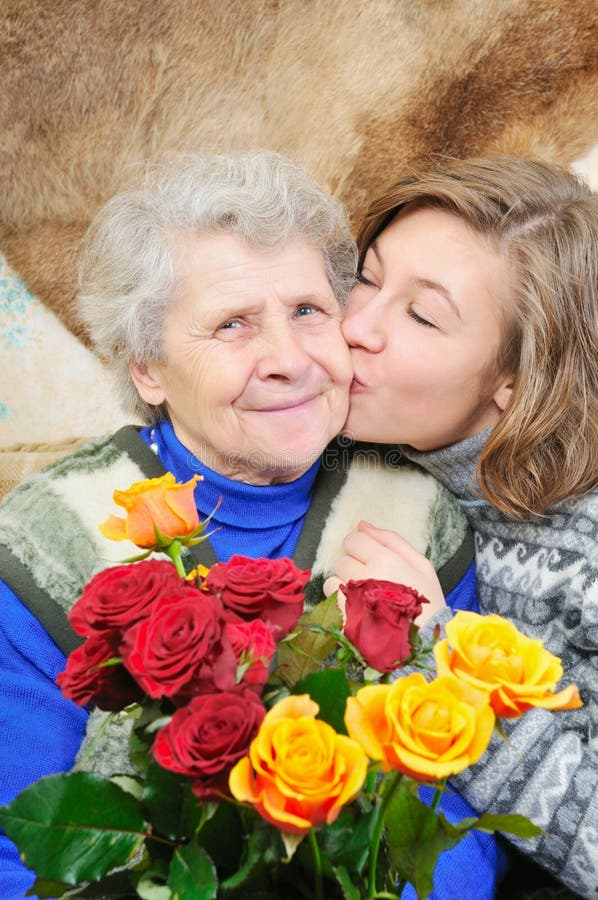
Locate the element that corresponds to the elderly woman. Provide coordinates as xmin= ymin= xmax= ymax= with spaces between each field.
xmin=0 ymin=151 xmax=474 ymax=897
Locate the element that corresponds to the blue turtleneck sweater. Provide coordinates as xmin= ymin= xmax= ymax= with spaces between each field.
xmin=140 ymin=422 xmax=320 ymax=562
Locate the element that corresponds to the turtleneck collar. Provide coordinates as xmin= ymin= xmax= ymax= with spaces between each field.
xmin=400 ymin=429 xmax=490 ymax=504
xmin=140 ymin=421 xmax=320 ymax=528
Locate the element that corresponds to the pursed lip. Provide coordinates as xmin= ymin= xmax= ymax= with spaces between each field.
xmin=350 ymin=376 xmax=366 ymax=392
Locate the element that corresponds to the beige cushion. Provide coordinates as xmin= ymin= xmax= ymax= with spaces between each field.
xmin=0 ymin=438 xmax=89 ymax=500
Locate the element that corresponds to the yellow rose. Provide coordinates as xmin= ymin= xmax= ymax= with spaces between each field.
xmin=229 ymin=694 xmax=368 ymax=835
xmin=99 ymin=473 xmax=201 ymax=549
xmin=345 ymin=674 xmax=495 ymax=781
xmin=434 ymin=611 xmax=583 ymax=718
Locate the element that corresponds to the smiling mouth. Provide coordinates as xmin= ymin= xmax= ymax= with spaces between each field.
xmin=253 ymin=395 xmax=319 ymax=413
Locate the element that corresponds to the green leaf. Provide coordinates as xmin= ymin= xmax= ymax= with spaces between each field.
xmin=293 ymin=668 xmax=351 ymax=734
xmin=129 ymin=730 xmax=153 ymax=774
xmin=0 ymin=773 xmax=146 ymax=885
xmin=133 ymin=859 xmax=171 ymax=900
xmin=168 ymin=843 xmax=218 ymax=900
xmin=129 ymin=700 xmax=165 ymax=773
xmin=331 ymin=864 xmax=362 ymax=899
xmin=318 ymin=806 xmax=375 ymax=875
xmin=384 ymin=781 xmax=464 ymax=899
xmin=118 ymin=549 xmax=153 ymax=564
xmin=136 ymin=881 xmax=171 ymax=900
xmin=73 ymin=862 xmax=150 ymax=898
xmin=143 ymin=761 xmax=190 ymax=842
xmin=111 ymin=775 xmax=144 ymax=801
xmin=26 ymin=878 xmax=74 ymax=898
xmin=193 ymin=801 xmax=244 ymax=877
xmin=470 ymin=812 xmax=544 ymax=839
xmin=275 ymin=593 xmax=341 ymax=686
xmin=220 ymin=815 xmax=283 ymax=891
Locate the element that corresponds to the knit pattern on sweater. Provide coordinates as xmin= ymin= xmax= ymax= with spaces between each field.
xmin=404 ymin=433 xmax=598 ymax=899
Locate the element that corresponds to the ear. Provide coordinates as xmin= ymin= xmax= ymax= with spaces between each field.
xmin=493 ymin=374 xmax=514 ymax=412
xmin=129 ymin=361 xmax=167 ymax=407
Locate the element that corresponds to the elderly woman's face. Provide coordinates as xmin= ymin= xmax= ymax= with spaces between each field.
xmin=132 ymin=232 xmax=352 ymax=484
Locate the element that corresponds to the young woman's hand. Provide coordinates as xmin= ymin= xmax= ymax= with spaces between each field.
xmin=323 ymin=520 xmax=447 ymax=626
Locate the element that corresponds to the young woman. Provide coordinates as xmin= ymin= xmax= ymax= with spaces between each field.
xmin=328 ymin=155 xmax=598 ymax=899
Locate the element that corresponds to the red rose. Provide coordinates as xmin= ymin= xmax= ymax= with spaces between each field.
xmin=152 ymin=687 xmax=266 ymax=797
xmin=120 ymin=585 xmax=236 ymax=699
xmin=69 ymin=559 xmax=185 ymax=637
xmin=56 ymin=632 xmax=143 ymax=711
xmin=342 ymin=579 xmax=428 ymax=673
xmin=224 ymin=614 xmax=276 ymax=693
xmin=204 ymin=555 xmax=309 ymax=637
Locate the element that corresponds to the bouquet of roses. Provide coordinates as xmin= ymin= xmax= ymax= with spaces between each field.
xmin=0 ymin=473 xmax=582 ymax=900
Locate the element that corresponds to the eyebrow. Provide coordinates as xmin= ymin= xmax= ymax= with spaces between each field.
xmin=369 ymin=239 xmax=462 ymax=320
xmin=412 ymin=276 xmax=461 ymax=319
xmin=211 ymin=292 xmax=336 ymax=318
xmin=412 ymin=277 xmax=462 ymax=320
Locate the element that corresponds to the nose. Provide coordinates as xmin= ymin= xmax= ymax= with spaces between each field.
xmin=255 ymin=319 xmax=313 ymax=382
xmin=342 ymin=294 xmax=387 ymax=353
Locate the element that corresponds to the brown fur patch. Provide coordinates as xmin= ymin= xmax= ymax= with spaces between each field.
xmin=1 ymin=0 xmax=597 ymax=339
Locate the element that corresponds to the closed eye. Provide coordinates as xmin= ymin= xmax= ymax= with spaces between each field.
xmin=408 ymin=308 xmax=436 ymax=328
xmin=355 ymin=271 xmax=377 ymax=288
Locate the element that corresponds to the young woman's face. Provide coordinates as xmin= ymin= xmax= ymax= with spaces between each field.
xmin=342 ymin=205 xmax=514 ymax=451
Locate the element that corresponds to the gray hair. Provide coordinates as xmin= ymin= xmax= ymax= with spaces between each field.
xmin=77 ymin=150 xmax=357 ymax=422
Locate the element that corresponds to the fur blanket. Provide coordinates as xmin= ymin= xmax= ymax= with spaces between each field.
xmin=1 ymin=0 xmax=597 ymax=337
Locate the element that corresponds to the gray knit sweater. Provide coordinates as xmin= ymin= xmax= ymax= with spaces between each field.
xmin=404 ymin=432 xmax=598 ymax=899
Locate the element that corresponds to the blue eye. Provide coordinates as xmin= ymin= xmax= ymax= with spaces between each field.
xmin=295 ymin=304 xmax=317 ymax=317
xmin=218 ymin=319 xmax=242 ymax=330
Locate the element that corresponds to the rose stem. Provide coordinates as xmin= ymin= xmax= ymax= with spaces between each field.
xmin=166 ymin=540 xmax=187 ymax=578
xmin=307 ymin=828 xmax=324 ymax=900
xmin=430 ymin=782 xmax=445 ymax=813
xmin=367 ymin=770 xmax=402 ymax=899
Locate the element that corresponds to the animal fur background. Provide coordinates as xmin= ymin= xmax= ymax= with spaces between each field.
xmin=1 ymin=0 xmax=598 ymax=343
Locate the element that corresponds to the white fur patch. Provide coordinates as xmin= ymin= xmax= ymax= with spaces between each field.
xmin=312 ymin=459 xmax=438 ymax=576
xmin=50 ymin=456 xmax=153 ymax=570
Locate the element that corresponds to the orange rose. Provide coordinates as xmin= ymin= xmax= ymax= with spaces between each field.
xmin=345 ymin=674 xmax=495 ymax=781
xmin=99 ymin=473 xmax=201 ymax=549
xmin=228 ymin=694 xmax=368 ymax=835
xmin=434 ymin=611 xmax=583 ymax=718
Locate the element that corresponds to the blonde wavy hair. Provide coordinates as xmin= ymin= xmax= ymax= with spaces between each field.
xmin=357 ymin=155 xmax=597 ymax=519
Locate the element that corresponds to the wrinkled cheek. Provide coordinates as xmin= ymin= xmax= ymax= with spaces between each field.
xmin=328 ymin=385 xmax=351 ymax=431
